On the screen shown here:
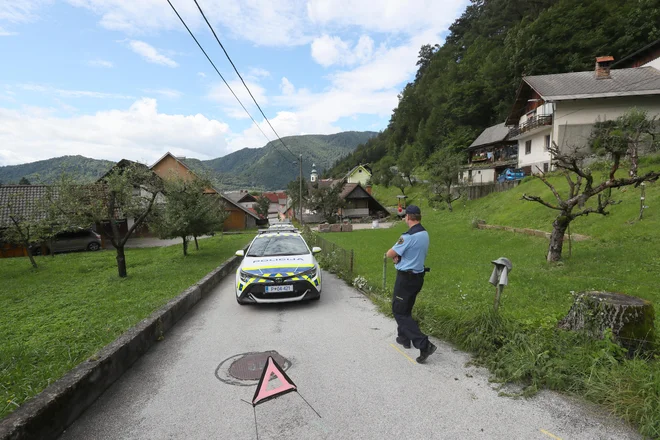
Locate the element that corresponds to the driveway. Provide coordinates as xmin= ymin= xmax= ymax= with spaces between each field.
xmin=60 ymin=272 xmax=639 ymax=440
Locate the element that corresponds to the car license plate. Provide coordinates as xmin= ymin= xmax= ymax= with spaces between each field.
xmin=265 ymin=285 xmax=294 ymax=293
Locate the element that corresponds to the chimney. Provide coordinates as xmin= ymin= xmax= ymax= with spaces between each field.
xmin=595 ymin=56 xmax=614 ymax=79
xmin=366 ymin=184 xmax=372 ymax=195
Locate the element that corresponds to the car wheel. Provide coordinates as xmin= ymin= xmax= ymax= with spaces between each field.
xmin=87 ymin=242 xmax=101 ymax=251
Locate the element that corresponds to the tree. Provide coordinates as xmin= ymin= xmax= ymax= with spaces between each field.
xmin=286 ymin=176 xmax=309 ymax=220
xmin=522 ymin=111 xmax=659 ymax=262
xmin=308 ymin=180 xmax=346 ymax=223
xmin=0 ymin=192 xmax=42 ymax=268
xmin=255 ymin=196 xmax=271 ymax=219
xmin=18 ymin=177 xmax=31 ymax=185
xmin=391 ymin=173 xmax=409 ymax=195
xmin=56 ymin=162 xmax=164 ymax=277
xmin=397 ymin=144 xmax=421 ymax=185
xmin=153 ymin=175 xmax=227 ymax=256
xmin=426 ymin=150 xmax=465 ymax=212
xmin=371 ymin=156 xmax=396 ymax=187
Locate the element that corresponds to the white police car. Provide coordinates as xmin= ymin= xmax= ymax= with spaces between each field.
xmin=234 ymin=227 xmax=322 ymax=305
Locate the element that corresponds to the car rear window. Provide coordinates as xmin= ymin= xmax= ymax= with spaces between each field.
xmin=247 ymin=235 xmax=309 ymax=257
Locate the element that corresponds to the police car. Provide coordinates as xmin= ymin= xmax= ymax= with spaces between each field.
xmin=234 ymin=225 xmax=322 ymax=305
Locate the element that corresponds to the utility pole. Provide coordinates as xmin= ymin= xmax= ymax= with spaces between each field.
xmin=299 ymin=154 xmax=303 ymax=225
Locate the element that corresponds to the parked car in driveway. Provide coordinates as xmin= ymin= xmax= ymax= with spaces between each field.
xmin=32 ymin=228 xmax=102 ymax=255
xmin=234 ymin=226 xmax=322 ymax=305
xmin=497 ymin=168 xmax=526 ymax=182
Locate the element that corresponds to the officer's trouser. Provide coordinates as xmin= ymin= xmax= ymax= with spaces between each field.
xmin=392 ymin=270 xmax=429 ymax=350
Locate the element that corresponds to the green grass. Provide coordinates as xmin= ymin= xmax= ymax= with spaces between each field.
xmin=320 ymin=165 xmax=660 ymax=437
xmin=0 ymin=234 xmax=252 ymax=419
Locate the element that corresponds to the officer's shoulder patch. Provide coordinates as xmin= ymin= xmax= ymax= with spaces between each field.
xmin=397 ymin=237 xmax=404 ymax=245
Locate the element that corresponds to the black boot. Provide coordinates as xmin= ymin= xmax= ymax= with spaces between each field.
xmin=416 ymin=342 xmax=437 ymax=363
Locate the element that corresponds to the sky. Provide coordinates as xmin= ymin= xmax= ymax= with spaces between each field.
xmin=0 ymin=0 xmax=469 ymax=167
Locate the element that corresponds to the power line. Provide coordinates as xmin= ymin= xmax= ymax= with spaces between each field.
xmin=164 ymin=0 xmax=294 ymax=165
xmin=193 ymin=0 xmax=299 ymax=162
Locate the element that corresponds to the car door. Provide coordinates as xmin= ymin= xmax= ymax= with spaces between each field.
xmin=53 ymin=231 xmax=72 ymax=253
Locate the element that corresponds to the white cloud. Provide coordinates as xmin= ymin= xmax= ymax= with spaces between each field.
xmin=280 ymin=77 xmax=295 ymax=95
xmin=127 ymin=40 xmax=178 ymax=67
xmin=87 ymin=59 xmax=114 ymax=68
xmin=311 ymin=34 xmax=374 ymax=67
xmin=208 ymin=78 xmax=268 ymax=120
xmin=141 ymin=88 xmax=182 ymax=99
xmin=0 ymin=1 xmax=48 ymax=23
xmin=307 ymin=0 xmax=466 ymax=34
xmin=248 ymin=67 xmax=271 ymax=79
xmin=0 ymin=26 xmax=17 ymax=36
xmin=67 ymin=0 xmax=309 ymax=46
xmin=0 ymin=98 xmax=231 ymax=166
xmin=197 ymin=72 xmax=206 ymax=78
xmin=17 ymin=83 xmax=134 ymax=100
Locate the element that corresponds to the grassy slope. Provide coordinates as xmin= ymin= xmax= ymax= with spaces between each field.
xmin=0 ymin=234 xmax=252 ymax=418
xmin=320 ymin=163 xmax=660 ymax=436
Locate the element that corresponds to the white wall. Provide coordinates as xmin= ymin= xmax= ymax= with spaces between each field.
xmin=644 ymin=58 xmax=660 ymax=69
xmin=553 ymin=95 xmax=660 ymax=145
xmin=517 ymin=128 xmax=552 ymax=173
xmin=459 ymin=168 xmax=496 ymax=184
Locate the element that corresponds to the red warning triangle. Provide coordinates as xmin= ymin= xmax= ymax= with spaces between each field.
xmin=252 ymin=356 xmax=297 ymax=406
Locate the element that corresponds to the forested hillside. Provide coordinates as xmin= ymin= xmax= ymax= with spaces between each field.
xmin=0 ymin=155 xmax=114 ymax=184
xmin=329 ymin=0 xmax=660 ymax=178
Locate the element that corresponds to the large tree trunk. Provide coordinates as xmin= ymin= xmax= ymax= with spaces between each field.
xmin=547 ymin=215 xmax=570 ymax=262
xmin=182 ymin=236 xmax=188 ymax=256
xmin=194 ymin=236 xmax=199 ymax=250
xmin=558 ymin=291 xmax=655 ymax=353
xmin=116 ymin=246 xmax=127 ymax=278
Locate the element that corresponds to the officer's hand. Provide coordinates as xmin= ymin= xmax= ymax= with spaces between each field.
xmin=393 ymin=256 xmax=400 ymax=264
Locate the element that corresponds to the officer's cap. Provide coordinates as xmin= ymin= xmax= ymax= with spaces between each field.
xmin=405 ymin=205 xmax=421 ymax=215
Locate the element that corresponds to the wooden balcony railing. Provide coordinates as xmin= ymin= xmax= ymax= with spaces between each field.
xmin=509 ymin=114 xmax=552 ymax=138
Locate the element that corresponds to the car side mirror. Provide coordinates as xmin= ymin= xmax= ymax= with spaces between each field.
xmin=312 ymin=247 xmax=322 ymax=254
xmin=235 ymin=250 xmax=245 ymax=257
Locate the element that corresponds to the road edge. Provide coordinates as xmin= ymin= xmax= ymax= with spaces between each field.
xmin=0 ymin=254 xmax=242 ymax=440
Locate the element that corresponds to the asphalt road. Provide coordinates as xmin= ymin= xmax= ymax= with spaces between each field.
xmin=60 ymin=272 xmax=640 ymax=440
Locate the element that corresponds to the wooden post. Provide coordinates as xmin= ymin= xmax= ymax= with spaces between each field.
xmin=349 ymin=249 xmax=354 ymax=280
xmin=382 ymin=253 xmax=387 ymax=290
xmin=493 ymin=285 xmax=503 ymax=312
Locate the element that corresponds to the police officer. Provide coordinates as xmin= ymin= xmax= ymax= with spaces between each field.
xmin=386 ymin=205 xmax=437 ymax=363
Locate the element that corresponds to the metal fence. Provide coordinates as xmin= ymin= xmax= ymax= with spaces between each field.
xmin=302 ymin=226 xmax=354 ymax=281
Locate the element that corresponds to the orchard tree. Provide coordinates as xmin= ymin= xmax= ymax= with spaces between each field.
xmin=255 ymin=195 xmax=271 ymax=219
xmin=56 ymin=162 xmax=164 ymax=277
xmin=154 ymin=175 xmax=228 ymax=255
xmin=522 ymin=110 xmax=659 ymax=262
xmin=426 ymin=149 xmax=465 ymax=212
xmin=308 ymin=180 xmax=346 ymax=223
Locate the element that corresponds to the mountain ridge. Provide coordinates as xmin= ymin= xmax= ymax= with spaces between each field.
xmin=0 ymin=131 xmax=378 ymax=190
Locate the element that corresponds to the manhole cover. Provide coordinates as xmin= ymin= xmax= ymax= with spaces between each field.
xmin=229 ymin=351 xmax=290 ymax=380
xmin=216 ymin=351 xmax=292 ymax=386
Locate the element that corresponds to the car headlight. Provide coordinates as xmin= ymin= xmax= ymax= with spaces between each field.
xmin=239 ymin=270 xmax=252 ymax=283
xmin=301 ymin=266 xmax=318 ymax=278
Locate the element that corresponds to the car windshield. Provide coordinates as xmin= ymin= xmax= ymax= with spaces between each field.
xmin=247 ymin=235 xmax=309 ymax=257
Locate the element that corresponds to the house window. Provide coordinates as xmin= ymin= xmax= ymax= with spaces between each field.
xmin=543 ymin=162 xmax=549 ymax=173
xmin=525 ymin=140 xmax=532 ymax=155
xmin=544 ymin=135 xmax=550 ymax=151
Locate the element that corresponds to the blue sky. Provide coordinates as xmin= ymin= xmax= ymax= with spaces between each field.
xmin=0 ymin=0 xmax=468 ymax=166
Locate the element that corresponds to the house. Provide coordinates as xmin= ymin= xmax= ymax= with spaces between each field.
xmin=261 ymin=191 xmax=288 ymax=220
xmin=505 ymin=57 xmax=660 ymax=174
xmin=345 ymin=164 xmax=372 ymax=185
xmin=150 ymin=152 xmax=260 ymax=230
xmin=0 ymin=185 xmax=52 ymax=257
xmin=460 ymin=122 xmax=518 ymax=184
xmin=224 ymin=191 xmax=258 ymax=210
xmin=304 ymin=172 xmax=388 ymax=221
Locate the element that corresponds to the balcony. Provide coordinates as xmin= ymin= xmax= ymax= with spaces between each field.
xmin=509 ymin=114 xmax=552 ymax=138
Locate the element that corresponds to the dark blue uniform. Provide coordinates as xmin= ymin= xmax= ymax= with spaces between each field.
xmin=391 ymin=222 xmax=431 ymax=351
